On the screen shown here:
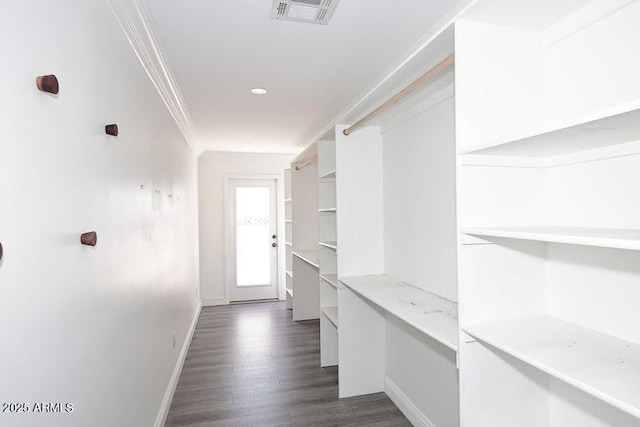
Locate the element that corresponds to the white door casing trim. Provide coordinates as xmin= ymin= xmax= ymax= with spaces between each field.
xmin=224 ymin=174 xmax=283 ymax=304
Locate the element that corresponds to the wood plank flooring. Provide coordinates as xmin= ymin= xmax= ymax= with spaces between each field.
xmin=165 ymin=302 xmax=411 ymax=426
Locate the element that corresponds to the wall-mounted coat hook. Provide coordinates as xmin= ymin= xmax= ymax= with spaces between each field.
xmin=81 ymin=232 xmax=97 ymax=247
xmin=105 ymin=124 xmax=118 ymax=136
xmin=0 ymin=241 xmax=3 ymax=262
xmin=36 ymin=75 xmax=59 ymax=94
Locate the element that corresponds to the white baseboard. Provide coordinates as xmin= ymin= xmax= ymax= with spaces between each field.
xmin=384 ymin=376 xmax=435 ymax=427
xmin=155 ymin=301 xmax=202 ymax=427
xmin=201 ymin=297 xmax=226 ymax=306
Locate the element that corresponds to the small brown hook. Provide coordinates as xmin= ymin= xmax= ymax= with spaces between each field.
xmin=36 ymin=75 xmax=59 ymax=94
xmin=105 ymin=124 xmax=118 ymax=136
xmin=81 ymin=232 xmax=97 ymax=247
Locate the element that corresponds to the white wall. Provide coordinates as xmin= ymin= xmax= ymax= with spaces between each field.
xmin=335 ymin=125 xmax=385 ymax=277
xmin=198 ymin=152 xmax=294 ymax=304
xmin=0 ymin=1 xmax=200 ymax=426
xmin=382 ymin=84 xmax=457 ymax=301
xmin=386 ymin=316 xmax=459 ymax=427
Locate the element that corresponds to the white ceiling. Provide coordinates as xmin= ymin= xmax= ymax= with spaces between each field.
xmin=463 ymin=0 xmax=595 ymax=31
xmin=145 ymin=0 xmax=465 ymax=154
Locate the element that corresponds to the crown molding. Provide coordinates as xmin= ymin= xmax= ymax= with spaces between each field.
xmin=107 ymin=0 xmax=202 ymax=156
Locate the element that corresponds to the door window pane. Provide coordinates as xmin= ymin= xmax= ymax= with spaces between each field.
xmin=236 ymin=187 xmax=271 ymax=286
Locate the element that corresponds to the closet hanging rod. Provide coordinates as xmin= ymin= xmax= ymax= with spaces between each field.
xmin=295 ymin=153 xmax=318 ymax=170
xmin=343 ymin=54 xmax=455 ymax=136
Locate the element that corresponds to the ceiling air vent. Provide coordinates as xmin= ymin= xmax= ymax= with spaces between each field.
xmin=271 ymin=0 xmax=340 ymax=25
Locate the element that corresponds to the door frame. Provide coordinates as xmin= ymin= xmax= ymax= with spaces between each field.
xmin=224 ymin=174 xmax=283 ymax=304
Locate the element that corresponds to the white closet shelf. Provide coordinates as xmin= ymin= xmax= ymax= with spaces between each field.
xmin=321 ymin=306 xmax=338 ymax=328
xmin=339 ymin=275 xmax=458 ymax=351
xmin=318 ymin=208 xmax=337 ymax=213
xmin=464 ymin=316 xmax=640 ymax=419
xmin=286 ymin=270 xmax=293 ymax=278
xmin=286 ymin=288 xmax=293 ymax=297
xmin=285 ymin=241 xmax=293 ymax=247
xmin=319 ymin=241 xmax=337 ymax=251
xmin=460 ymin=101 xmax=640 ymax=159
xmin=460 ymin=139 xmax=640 ymax=168
xmin=462 ymin=226 xmax=640 ymax=251
xmin=319 ymin=170 xmax=336 ymax=180
xmin=320 ymin=274 xmax=338 ymax=288
xmin=292 ymin=250 xmax=319 ymax=269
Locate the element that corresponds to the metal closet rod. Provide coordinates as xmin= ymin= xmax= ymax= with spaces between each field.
xmin=343 ymin=54 xmax=455 ymax=136
xmin=294 ymin=153 xmax=318 ymax=170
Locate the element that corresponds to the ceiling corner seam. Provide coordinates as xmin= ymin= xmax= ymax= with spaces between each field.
xmin=304 ymin=0 xmax=476 ymax=152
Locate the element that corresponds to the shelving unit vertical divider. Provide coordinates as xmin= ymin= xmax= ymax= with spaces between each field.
xmin=291 ymin=145 xmax=320 ymax=321
xmin=284 ymin=168 xmax=293 ymax=310
xmin=318 ymin=138 xmax=338 ymax=367
xmin=335 ymin=124 xmax=386 ymax=397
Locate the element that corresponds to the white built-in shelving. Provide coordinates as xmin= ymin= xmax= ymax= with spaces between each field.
xmin=289 ymin=151 xmax=320 ymax=320
xmin=340 ymin=275 xmax=458 ymax=351
xmin=292 ymin=250 xmax=319 ymax=269
xmin=330 ymin=24 xmax=460 ymax=427
xmin=281 ymin=2 xmax=640 ymax=424
xmin=462 ymin=226 xmax=640 ymax=251
xmin=319 ymin=170 xmax=336 ymax=180
xmin=321 ymin=306 xmax=338 ymax=327
xmin=456 ymin=1 xmax=640 ymax=425
xmin=320 ymin=273 xmax=338 ymax=288
xmin=460 ymin=102 xmax=640 ymax=160
xmin=284 ymin=168 xmax=293 ymax=310
xmin=317 ymin=138 xmax=339 ymax=368
xmin=464 ymin=316 xmax=640 ymax=420
xmin=318 ymin=241 xmax=337 ymax=251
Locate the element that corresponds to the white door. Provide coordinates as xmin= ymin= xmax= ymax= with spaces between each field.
xmin=228 ymin=178 xmax=279 ymax=302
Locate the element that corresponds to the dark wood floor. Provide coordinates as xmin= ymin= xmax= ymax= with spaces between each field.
xmin=165 ymin=301 xmax=411 ymax=426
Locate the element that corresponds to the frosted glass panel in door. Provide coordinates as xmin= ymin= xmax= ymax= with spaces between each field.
xmin=235 ymin=187 xmax=271 ymax=286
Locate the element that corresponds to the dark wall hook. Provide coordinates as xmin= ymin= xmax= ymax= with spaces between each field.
xmin=105 ymin=124 xmax=118 ymax=136
xmin=36 ymin=75 xmax=59 ymax=94
xmin=81 ymin=232 xmax=97 ymax=247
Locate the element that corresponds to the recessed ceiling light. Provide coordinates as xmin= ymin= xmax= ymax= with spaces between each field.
xmin=251 ymin=88 xmax=267 ymax=95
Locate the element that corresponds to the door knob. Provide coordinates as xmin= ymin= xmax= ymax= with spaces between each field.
xmin=272 ymin=243 xmax=278 ymax=247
